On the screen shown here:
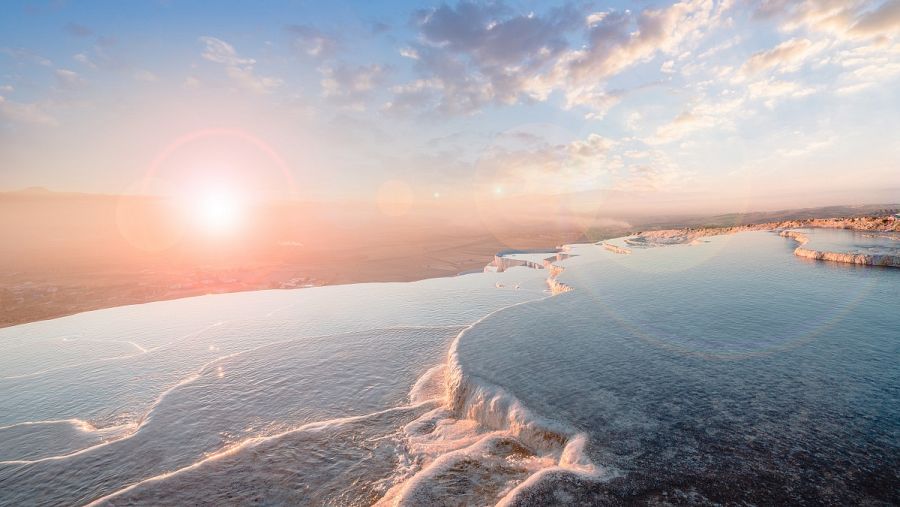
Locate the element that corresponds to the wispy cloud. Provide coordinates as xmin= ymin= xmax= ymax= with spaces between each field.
xmin=1 ymin=47 xmax=52 ymax=66
xmin=198 ymin=36 xmax=282 ymax=93
xmin=0 ymin=96 xmax=58 ymax=126
xmin=200 ymin=36 xmax=256 ymax=66
xmin=132 ymin=69 xmax=158 ymax=82
xmin=777 ymin=136 xmax=836 ymax=157
xmin=55 ymin=68 xmax=85 ymax=89
xmin=739 ymin=38 xmax=821 ymax=77
xmin=64 ymin=22 xmax=93 ymax=38
xmin=476 ymin=132 xmax=619 ymax=194
xmin=321 ymin=64 xmax=387 ymax=110
xmin=651 ymin=94 xmax=746 ymax=144
xmin=285 ymin=25 xmax=340 ymax=58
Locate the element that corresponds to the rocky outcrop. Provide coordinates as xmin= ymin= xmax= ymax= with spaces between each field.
xmin=484 ymin=255 xmax=544 ymax=273
xmin=543 ymin=252 xmax=572 ymax=268
xmin=545 ymin=276 xmax=572 ymax=295
xmin=600 ymin=242 xmax=631 ymax=254
xmin=484 ymin=250 xmax=573 ymax=294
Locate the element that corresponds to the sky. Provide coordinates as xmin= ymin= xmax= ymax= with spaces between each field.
xmin=1 ymin=0 xmax=899 ymax=214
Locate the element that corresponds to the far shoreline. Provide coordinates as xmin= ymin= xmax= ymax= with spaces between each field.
xmin=3 ymin=208 xmax=897 ymax=329
xmin=0 ymin=241 xmax=576 ymax=330
xmin=624 ymin=214 xmax=900 ymax=267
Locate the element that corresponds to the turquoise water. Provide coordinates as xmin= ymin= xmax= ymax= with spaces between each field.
xmin=458 ymin=231 xmax=899 ymax=503
xmin=0 ymin=229 xmax=897 ymax=505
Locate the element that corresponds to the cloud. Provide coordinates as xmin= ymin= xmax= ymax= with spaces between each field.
xmin=73 ymin=52 xmax=97 ymax=69
xmin=198 ymin=36 xmax=282 ymax=93
xmin=321 ymin=64 xmax=387 ymax=109
xmin=751 ymin=0 xmax=792 ymax=20
xmin=566 ymin=0 xmax=730 ymax=85
xmin=64 ymin=23 xmax=93 ymax=38
xmin=740 ymin=38 xmax=819 ymax=76
xmin=399 ymin=47 xmax=420 ymax=60
xmin=184 ymin=76 xmax=202 ymax=89
xmin=1 ymin=47 xmax=52 ymax=66
xmin=284 ymin=25 xmax=340 ymax=58
xmin=731 ymin=2 xmax=900 ymax=108
xmin=560 ymin=87 xmax=625 ymax=119
xmin=392 ymin=1 xmax=583 ymax=114
xmin=0 ymin=96 xmax=58 ymax=126
xmin=415 ymin=2 xmax=578 ymax=67
xmin=55 ymin=68 xmax=85 ymax=88
xmin=225 ymin=66 xmax=283 ymax=94
xmin=624 ymin=111 xmax=643 ymax=131
xmin=477 ymin=132 xmax=618 ymax=194
xmin=850 ymin=0 xmax=900 ymax=36
xmin=747 ymin=78 xmax=816 ymax=108
xmin=402 ymin=49 xmax=495 ymax=114
xmin=132 ymin=69 xmax=158 ymax=82
xmin=477 ymin=131 xmax=690 ymax=195
xmin=653 ymin=110 xmax=718 ymax=143
xmin=697 ymin=36 xmax=742 ymax=59
xmin=834 ymin=81 xmax=875 ymax=94
xmin=199 ymin=36 xmax=255 ymax=66
xmin=612 ymin=159 xmax=688 ymax=192
xmin=67 ymin=38 xmax=130 ymax=72
xmin=833 ymin=54 xmax=900 ymax=93
xmin=650 ymin=96 xmax=745 ymax=143
xmin=777 ymin=1 xmax=864 ymax=35
xmin=394 ymin=0 xmax=732 ymax=118
xmin=768 ymin=0 xmax=900 ymax=40
xmin=777 ymin=136 xmax=835 ymax=157
xmin=383 ymin=79 xmax=442 ymax=116
xmin=371 ymin=22 xmax=391 ymax=35
xmin=747 ymin=78 xmax=815 ymax=100
xmin=849 ymin=60 xmax=900 ymax=81
xmin=495 ymin=129 xmax=546 ymax=146
xmin=568 ymin=133 xmax=616 ymax=160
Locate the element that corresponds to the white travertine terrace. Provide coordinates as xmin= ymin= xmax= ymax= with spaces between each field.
xmin=779 ymin=230 xmax=900 ymax=268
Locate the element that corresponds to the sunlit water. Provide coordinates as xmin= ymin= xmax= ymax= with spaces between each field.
xmin=1 ymin=229 xmax=897 ymax=505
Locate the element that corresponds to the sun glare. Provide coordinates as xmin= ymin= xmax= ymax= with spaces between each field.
xmin=192 ymin=187 xmax=243 ymax=234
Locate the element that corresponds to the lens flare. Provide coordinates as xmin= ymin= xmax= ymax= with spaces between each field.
xmin=191 ymin=187 xmax=243 ymax=234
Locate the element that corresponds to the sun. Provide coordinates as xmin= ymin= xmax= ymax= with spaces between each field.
xmin=191 ymin=187 xmax=243 ymax=234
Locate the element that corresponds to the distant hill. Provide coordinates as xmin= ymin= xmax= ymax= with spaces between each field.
xmin=629 ymin=204 xmax=900 ymax=231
